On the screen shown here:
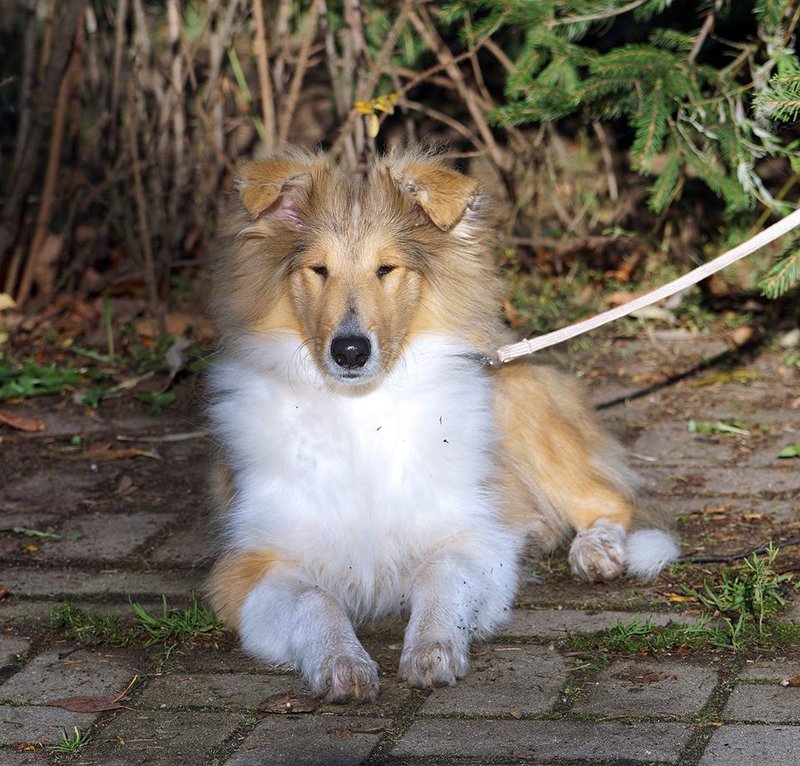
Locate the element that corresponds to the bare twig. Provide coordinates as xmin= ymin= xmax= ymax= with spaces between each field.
xmin=402 ymin=100 xmax=487 ymax=148
xmin=9 ymin=0 xmax=37 ymax=186
xmin=278 ymin=0 xmax=322 ymax=143
xmin=109 ymin=0 xmax=130 ymax=150
xmin=689 ymin=0 xmax=723 ymax=64
xmin=0 ymin=0 xmax=84 ymax=267
xmin=253 ymin=0 xmax=276 ymax=151
xmin=409 ymin=8 xmax=509 ymax=171
xmin=592 ymin=121 xmax=619 ymax=202
xmin=681 ymin=537 xmax=800 ymax=565
xmin=126 ymin=82 xmax=159 ymax=311
xmin=16 ymin=14 xmax=83 ymax=307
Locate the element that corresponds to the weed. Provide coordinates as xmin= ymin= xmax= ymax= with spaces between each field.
xmin=687 ymin=418 xmax=750 ymax=436
xmin=568 ymin=548 xmax=796 ymax=657
xmin=50 ymin=604 xmax=131 ymax=647
xmin=131 ymin=596 xmax=222 ymax=657
xmin=0 ymin=361 xmax=81 ymax=400
xmin=684 ymin=545 xmax=791 ymax=640
xmin=134 ymin=390 xmax=177 ymax=413
xmin=48 ymin=727 xmax=91 ymax=755
xmin=51 ymin=598 xmax=223 ymax=658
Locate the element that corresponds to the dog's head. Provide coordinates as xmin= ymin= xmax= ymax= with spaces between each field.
xmin=213 ymin=149 xmax=501 ymax=388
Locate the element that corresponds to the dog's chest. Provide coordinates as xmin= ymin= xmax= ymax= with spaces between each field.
xmin=215 ymin=339 xmax=498 ymax=548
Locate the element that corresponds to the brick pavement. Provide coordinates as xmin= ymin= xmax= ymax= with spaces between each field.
xmin=0 ymin=335 xmax=798 ymax=765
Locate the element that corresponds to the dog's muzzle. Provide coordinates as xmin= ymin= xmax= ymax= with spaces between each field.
xmin=330 ymin=334 xmax=372 ymax=370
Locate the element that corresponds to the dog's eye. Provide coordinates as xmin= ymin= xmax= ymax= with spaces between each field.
xmin=376 ymin=264 xmax=396 ymax=278
xmin=310 ymin=265 xmax=329 ymax=278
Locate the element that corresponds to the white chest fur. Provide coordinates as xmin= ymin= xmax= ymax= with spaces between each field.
xmin=209 ymin=333 xmax=507 ymax=618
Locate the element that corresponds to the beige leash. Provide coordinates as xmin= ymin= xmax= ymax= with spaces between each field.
xmin=491 ymin=207 xmax=800 ymax=366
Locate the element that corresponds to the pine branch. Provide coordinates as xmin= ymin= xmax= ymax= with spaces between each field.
xmin=760 ymin=238 xmax=800 ymax=298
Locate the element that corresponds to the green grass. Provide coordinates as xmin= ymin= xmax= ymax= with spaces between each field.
xmin=48 ymin=726 xmax=91 ymax=755
xmin=0 ymin=361 xmax=81 ymax=400
xmin=131 ymin=596 xmax=223 ymax=657
xmin=567 ymin=548 xmax=797 ymax=657
xmin=50 ymin=597 xmax=223 ymax=656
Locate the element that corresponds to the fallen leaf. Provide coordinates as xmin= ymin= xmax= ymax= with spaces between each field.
xmin=258 ymin=693 xmax=321 ymax=714
xmin=630 ymin=306 xmax=675 ymax=323
xmin=0 ymin=585 xmax=7 ymax=600
xmin=331 ymin=728 xmax=354 ymax=740
xmin=0 ymin=408 xmax=45 ymax=432
xmin=11 ymin=743 xmax=37 ymax=752
xmin=742 ymin=513 xmax=764 ymax=521
xmin=509 ymin=709 xmax=523 ymax=719
xmin=116 ymin=474 xmax=135 ymax=495
xmin=46 ymin=695 xmax=123 ymax=713
xmin=781 ymin=676 xmax=800 ymax=687
xmin=33 ymin=234 xmax=64 ymax=296
xmin=64 ymin=443 xmax=161 ymax=462
xmin=779 ymin=328 xmax=800 ymax=349
xmin=731 ymin=326 xmax=754 ymax=346
xmin=0 ymin=293 xmax=16 ymax=311
xmin=688 ymin=370 xmax=758 ymax=387
xmin=606 ymin=290 xmax=646 ymax=307
xmin=666 ymin=593 xmax=696 ymax=603
xmin=778 ymin=444 xmax=800 ymax=459
xmin=165 ymin=336 xmax=192 ymax=381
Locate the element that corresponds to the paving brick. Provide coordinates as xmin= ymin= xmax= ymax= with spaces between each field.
xmin=0 ymin=514 xmax=58 ymax=557
xmin=420 ymin=645 xmax=565 ymax=715
xmin=573 ymin=659 xmax=717 ymax=717
xmin=393 ymin=719 xmax=692 ymax=762
xmin=0 ymin=650 xmax=137 ymax=705
xmin=640 ymin=465 xmax=800 ymax=497
xmin=0 ymin=568 xmax=196 ymax=599
xmin=723 ymin=683 xmax=800 ymax=722
xmin=699 ymin=725 xmax=800 ymax=765
xmin=0 ymin=705 xmax=95 ymax=745
xmin=738 ymin=658 xmax=800 ymax=682
xmin=137 ymin=672 xmax=302 ymax=709
xmin=0 ymin=599 xmax=173 ymax=625
xmin=0 ymin=749 xmax=50 ymax=765
xmin=0 ymin=638 xmax=29 ymax=669
xmin=0 ymin=472 xmax=105 ymax=514
xmin=224 ymin=716 xmax=389 ymax=766
xmin=148 ymin=518 xmax=213 ymax=566
xmin=72 ymin=710 xmax=240 ymax=766
xmin=42 ymin=511 xmax=175 ymax=561
xmin=502 ymin=608 xmax=694 ymax=638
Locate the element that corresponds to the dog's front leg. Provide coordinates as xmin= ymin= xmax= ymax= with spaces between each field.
xmin=399 ymin=549 xmax=515 ymax=688
xmin=240 ymin=572 xmax=379 ymax=703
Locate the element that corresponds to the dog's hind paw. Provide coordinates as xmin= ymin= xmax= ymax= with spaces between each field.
xmin=310 ymin=653 xmax=380 ymax=704
xmin=398 ymin=641 xmax=470 ymax=688
xmin=569 ymin=519 xmax=626 ymax=582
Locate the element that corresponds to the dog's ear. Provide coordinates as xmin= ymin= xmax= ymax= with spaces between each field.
xmin=389 ymin=159 xmax=479 ymax=231
xmin=236 ymin=159 xmax=314 ymax=225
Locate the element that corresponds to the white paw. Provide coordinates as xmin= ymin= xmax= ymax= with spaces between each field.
xmin=569 ymin=520 xmax=626 ymax=582
xmin=398 ymin=641 xmax=470 ymax=688
xmin=307 ymin=651 xmax=380 ymax=703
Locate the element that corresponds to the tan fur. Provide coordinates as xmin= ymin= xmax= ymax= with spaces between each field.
xmin=495 ymin=363 xmax=635 ymax=545
xmin=388 ymin=158 xmax=479 ymax=230
xmin=206 ymin=549 xmax=281 ymax=627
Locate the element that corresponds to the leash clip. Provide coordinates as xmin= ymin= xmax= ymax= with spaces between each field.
xmin=476 ymin=353 xmax=505 ymax=369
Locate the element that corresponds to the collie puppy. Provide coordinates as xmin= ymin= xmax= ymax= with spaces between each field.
xmin=206 ymin=148 xmax=678 ymax=702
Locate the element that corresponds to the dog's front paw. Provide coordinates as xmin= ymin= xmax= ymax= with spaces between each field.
xmin=308 ymin=652 xmax=380 ymax=704
xmin=398 ymin=641 xmax=469 ymax=688
xmin=569 ymin=519 xmax=626 ymax=582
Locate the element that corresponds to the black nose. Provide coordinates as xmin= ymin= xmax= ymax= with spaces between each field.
xmin=331 ymin=335 xmax=371 ymax=369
